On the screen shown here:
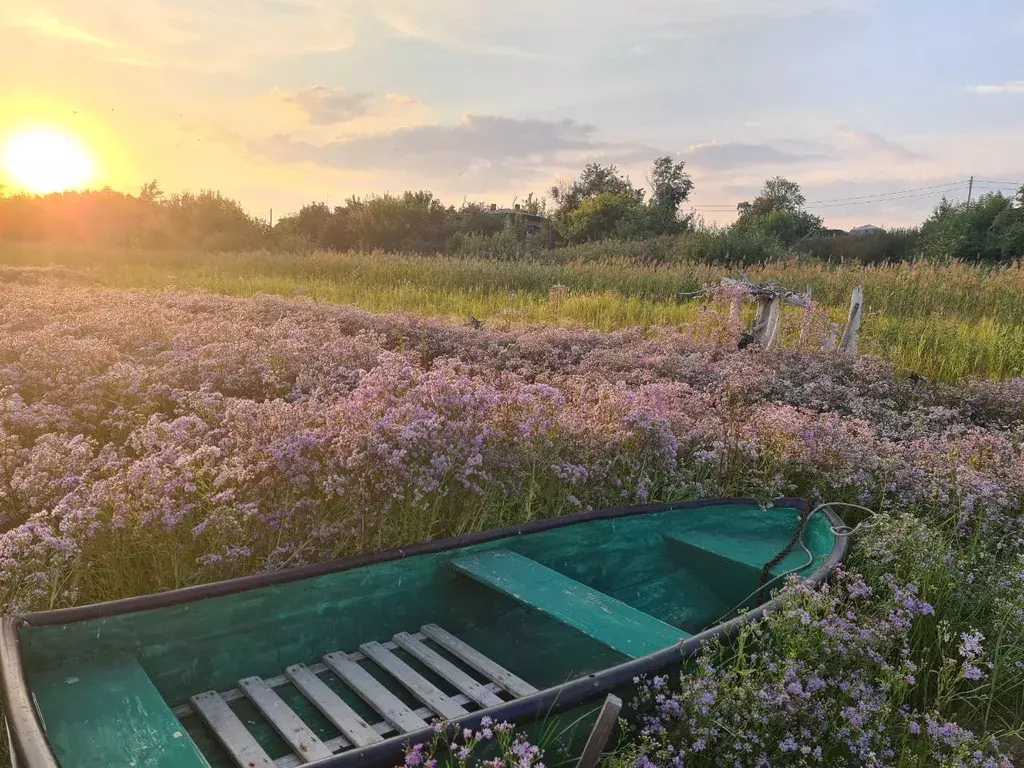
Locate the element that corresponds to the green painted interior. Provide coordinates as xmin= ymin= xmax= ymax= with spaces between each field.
xmin=18 ymin=502 xmax=835 ymax=768
xmin=30 ymin=656 xmax=209 ymax=768
xmin=450 ymin=549 xmax=690 ymax=658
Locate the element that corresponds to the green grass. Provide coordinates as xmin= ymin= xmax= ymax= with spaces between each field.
xmin=3 ymin=243 xmax=1023 ymax=382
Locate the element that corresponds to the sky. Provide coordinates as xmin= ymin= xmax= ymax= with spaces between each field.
xmin=1 ymin=0 xmax=1023 ymax=228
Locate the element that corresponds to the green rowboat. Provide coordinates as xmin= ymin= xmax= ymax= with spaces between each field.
xmin=1 ymin=497 xmax=846 ymax=768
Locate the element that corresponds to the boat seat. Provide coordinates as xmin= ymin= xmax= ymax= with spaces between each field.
xmin=31 ymin=656 xmax=210 ymax=768
xmin=664 ymin=530 xmax=815 ymax=577
xmin=179 ymin=625 xmax=536 ymax=768
xmin=449 ymin=549 xmax=690 ymax=659
xmin=663 ymin=530 xmax=818 ymax=605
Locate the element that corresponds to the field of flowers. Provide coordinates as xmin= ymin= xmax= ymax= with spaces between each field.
xmin=1 ymin=272 xmax=1022 ymax=766
xmin=4 ymin=245 xmax=1024 ymax=382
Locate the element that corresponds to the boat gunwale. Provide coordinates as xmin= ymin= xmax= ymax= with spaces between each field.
xmin=0 ymin=496 xmax=848 ymax=768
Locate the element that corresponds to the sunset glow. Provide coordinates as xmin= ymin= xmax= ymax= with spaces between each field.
xmin=2 ymin=129 xmax=95 ymax=194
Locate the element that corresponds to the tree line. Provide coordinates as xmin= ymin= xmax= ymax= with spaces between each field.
xmin=0 ymin=159 xmax=1022 ymax=264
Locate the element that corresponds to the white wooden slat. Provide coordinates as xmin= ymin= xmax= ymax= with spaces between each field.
xmin=238 ymin=677 xmax=333 ymax=763
xmin=190 ymin=690 xmax=275 ymax=768
xmin=285 ymin=664 xmax=383 ymax=748
xmin=322 ymin=652 xmax=429 ymax=734
xmin=392 ymin=632 xmax=504 ymax=709
xmin=359 ymin=641 xmax=468 ymax=720
xmin=173 ymin=635 xmax=427 ymax=719
xmin=420 ymin=624 xmax=538 ymax=698
xmin=273 ymin=686 xmax=502 ymax=768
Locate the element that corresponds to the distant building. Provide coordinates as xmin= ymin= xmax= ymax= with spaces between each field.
xmin=822 ymin=228 xmax=848 ymax=237
xmin=486 ymin=203 xmax=547 ymax=238
xmin=849 ymin=224 xmax=885 ymax=236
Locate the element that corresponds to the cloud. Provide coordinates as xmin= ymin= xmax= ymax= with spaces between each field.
xmin=260 ymin=115 xmax=596 ymax=171
xmin=680 ymin=141 xmax=824 ymax=169
xmin=7 ymin=0 xmax=359 ymax=71
xmin=254 ymin=113 xmax=659 ymax=190
xmin=838 ymin=130 xmax=924 ymax=161
xmin=279 ymin=86 xmax=374 ymax=125
xmin=8 ymin=14 xmax=114 ymax=47
xmin=969 ymin=81 xmax=1024 ymax=95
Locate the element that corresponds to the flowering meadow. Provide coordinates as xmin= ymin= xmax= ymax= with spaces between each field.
xmin=1 ymin=273 xmax=1023 ymax=766
xmin=5 ymin=245 xmax=1024 ymax=382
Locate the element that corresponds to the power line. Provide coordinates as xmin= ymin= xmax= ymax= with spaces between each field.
xmin=804 ymin=181 xmax=966 ymax=206
xmin=809 ymin=187 xmax=966 ymax=209
xmin=691 ymin=180 xmax=967 ymax=211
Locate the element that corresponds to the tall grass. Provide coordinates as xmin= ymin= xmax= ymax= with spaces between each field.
xmin=3 ymin=244 xmax=1023 ymax=381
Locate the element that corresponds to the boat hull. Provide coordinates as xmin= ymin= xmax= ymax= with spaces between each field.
xmin=1 ymin=497 xmax=847 ymax=768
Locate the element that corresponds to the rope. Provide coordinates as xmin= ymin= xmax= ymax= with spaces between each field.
xmin=701 ymin=501 xmax=880 ymax=632
xmin=757 ymin=507 xmax=811 ymax=603
xmin=756 ymin=501 xmax=878 ymax=603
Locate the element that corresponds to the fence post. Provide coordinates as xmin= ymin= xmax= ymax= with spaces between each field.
xmin=763 ymin=296 xmax=783 ymax=350
xmin=838 ymin=285 xmax=863 ymax=356
xmin=752 ymin=296 xmax=773 ymax=344
xmin=798 ymin=283 xmax=814 ymax=348
xmin=575 ymin=694 xmax=622 ymax=768
xmin=822 ymin=322 xmax=840 ymax=351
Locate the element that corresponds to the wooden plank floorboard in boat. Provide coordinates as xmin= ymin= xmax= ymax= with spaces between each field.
xmin=191 ymin=690 xmax=275 ymax=768
xmin=322 ymin=651 xmax=430 ymax=733
xmin=274 ymin=685 xmax=503 ymax=768
xmin=359 ymin=641 xmax=468 ymax=719
xmin=392 ymin=632 xmax=505 ymax=708
xmin=239 ymin=677 xmax=333 ymax=763
xmin=172 ymin=634 xmax=429 ymax=719
xmin=285 ymin=664 xmax=383 ymax=747
xmin=420 ymin=624 xmax=538 ymax=698
xmin=449 ymin=549 xmax=690 ymax=658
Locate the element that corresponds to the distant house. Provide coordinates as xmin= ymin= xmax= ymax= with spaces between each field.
xmin=849 ymin=224 xmax=885 ymax=237
xmin=486 ymin=203 xmax=547 ymax=238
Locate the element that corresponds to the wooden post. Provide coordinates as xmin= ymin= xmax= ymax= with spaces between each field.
xmin=839 ymin=285 xmax=863 ymax=356
xmin=799 ymin=284 xmax=814 ymax=347
xmin=729 ymin=296 xmax=743 ymax=320
xmin=822 ymin=322 xmax=840 ymax=351
xmin=752 ymin=296 xmax=773 ymax=344
xmin=575 ymin=694 xmax=622 ymax=768
xmin=763 ymin=296 xmax=783 ymax=350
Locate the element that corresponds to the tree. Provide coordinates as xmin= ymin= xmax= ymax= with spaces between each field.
xmin=550 ymin=163 xmax=645 ymax=216
xmin=139 ymin=180 xmax=164 ymax=203
xmin=733 ymin=177 xmax=823 ymax=246
xmin=646 ymin=157 xmax=694 ymax=235
xmin=550 ymin=158 xmax=695 ymax=243
xmin=560 ymin=193 xmax=649 ymax=244
xmin=921 ymin=188 xmax=1024 ymax=262
xmin=292 ymin=202 xmax=334 ymax=244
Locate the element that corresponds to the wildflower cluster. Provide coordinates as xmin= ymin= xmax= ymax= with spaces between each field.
xmin=614 ymin=571 xmax=1015 ymax=768
xmin=399 ymin=717 xmax=543 ymax=768
xmin=0 ymin=281 xmax=1022 ymax=765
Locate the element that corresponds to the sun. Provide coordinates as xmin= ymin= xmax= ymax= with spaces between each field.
xmin=3 ymin=129 xmax=95 ymax=194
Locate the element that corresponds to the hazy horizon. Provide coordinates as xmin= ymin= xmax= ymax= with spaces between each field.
xmin=2 ymin=0 xmax=1022 ymax=229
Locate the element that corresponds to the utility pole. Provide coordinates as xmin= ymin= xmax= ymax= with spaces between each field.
xmin=966 ymin=176 xmax=974 ymax=206
xmin=269 ymin=208 xmax=273 ymax=228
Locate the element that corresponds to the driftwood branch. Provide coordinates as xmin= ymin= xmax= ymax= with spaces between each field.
xmin=676 ymin=278 xmax=811 ymax=309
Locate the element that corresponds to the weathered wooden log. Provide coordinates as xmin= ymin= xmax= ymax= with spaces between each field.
xmin=765 ymin=296 xmax=785 ymax=349
xmin=675 ymin=278 xmax=811 ymax=310
xmin=823 ymin=322 xmax=840 ymax=351
xmin=839 ymin=285 xmax=864 ymax=356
